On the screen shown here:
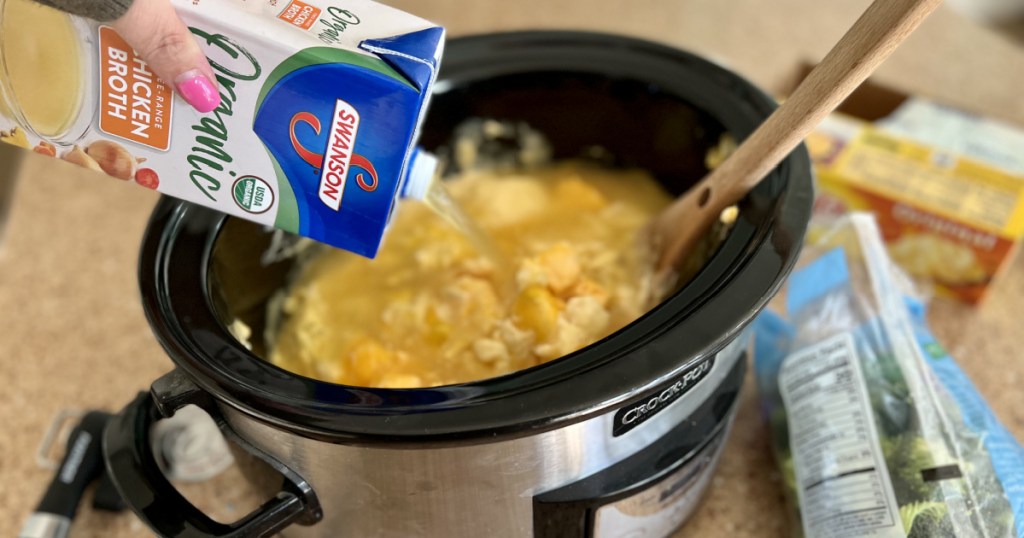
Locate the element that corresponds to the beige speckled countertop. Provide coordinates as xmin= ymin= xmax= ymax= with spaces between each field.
xmin=1 ymin=1 xmax=1022 ymax=536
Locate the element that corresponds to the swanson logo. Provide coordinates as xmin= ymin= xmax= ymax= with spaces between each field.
xmin=232 ymin=176 xmax=275 ymax=214
xmin=289 ymin=98 xmax=379 ymax=211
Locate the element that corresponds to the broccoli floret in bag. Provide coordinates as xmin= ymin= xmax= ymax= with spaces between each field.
xmin=882 ymin=435 xmax=936 ymax=506
xmin=901 ymin=501 xmax=952 ymax=537
xmin=753 ymin=213 xmax=1022 ymax=538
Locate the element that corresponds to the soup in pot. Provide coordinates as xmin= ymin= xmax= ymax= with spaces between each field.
xmin=269 ymin=163 xmax=673 ymax=388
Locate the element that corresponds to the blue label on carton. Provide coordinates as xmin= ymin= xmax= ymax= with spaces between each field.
xmin=252 ymin=35 xmax=438 ymax=258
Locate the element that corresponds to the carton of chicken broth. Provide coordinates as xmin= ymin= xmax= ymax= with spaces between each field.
xmin=0 ymin=0 xmax=444 ymax=257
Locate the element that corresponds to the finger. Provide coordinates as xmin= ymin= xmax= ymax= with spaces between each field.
xmin=111 ymin=0 xmax=221 ymax=113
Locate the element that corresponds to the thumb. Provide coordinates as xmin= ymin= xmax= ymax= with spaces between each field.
xmin=112 ymin=0 xmax=221 ymax=113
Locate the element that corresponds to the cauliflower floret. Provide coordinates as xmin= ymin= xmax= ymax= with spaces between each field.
xmin=228 ymin=319 xmax=253 ymax=351
xmin=516 ymin=243 xmax=583 ymax=295
xmin=534 ymin=320 xmax=587 ymax=361
xmin=313 ymin=359 xmax=343 ymax=384
xmin=494 ymin=320 xmax=534 ymax=362
xmin=537 ymin=243 xmax=581 ymax=294
xmin=442 ymin=276 xmax=502 ymax=322
xmin=516 ymin=258 xmax=549 ymax=289
xmin=534 ymin=296 xmax=610 ymax=361
xmin=473 ymin=338 xmax=509 ymax=365
xmin=563 ymin=296 xmax=611 ymax=336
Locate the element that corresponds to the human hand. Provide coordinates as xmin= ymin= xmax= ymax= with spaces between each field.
xmin=111 ymin=0 xmax=222 ymax=113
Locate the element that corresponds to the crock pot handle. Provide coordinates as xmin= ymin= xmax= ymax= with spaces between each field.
xmin=104 ymin=391 xmax=323 ymax=537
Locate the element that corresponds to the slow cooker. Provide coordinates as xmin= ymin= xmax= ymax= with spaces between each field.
xmin=103 ymin=31 xmax=813 ymax=538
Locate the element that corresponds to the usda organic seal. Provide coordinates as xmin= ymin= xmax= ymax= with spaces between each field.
xmin=232 ymin=175 xmax=275 ymax=214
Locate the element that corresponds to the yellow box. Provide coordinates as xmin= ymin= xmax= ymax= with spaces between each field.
xmin=808 ymin=114 xmax=1024 ymax=304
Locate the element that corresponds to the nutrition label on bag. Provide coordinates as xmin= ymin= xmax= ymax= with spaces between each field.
xmin=779 ymin=332 xmax=906 ymax=538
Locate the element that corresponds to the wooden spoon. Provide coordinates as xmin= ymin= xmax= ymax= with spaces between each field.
xmin=652 ymin=0 xmax=943 ymax=275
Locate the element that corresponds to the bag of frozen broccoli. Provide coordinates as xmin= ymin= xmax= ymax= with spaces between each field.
xmin=753 ymin=213 xmax=1024 ymax=538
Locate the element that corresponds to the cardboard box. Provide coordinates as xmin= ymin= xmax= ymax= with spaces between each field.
xmin=803 ymin=97 xmax=1024 ymax=304
xmin=782 ymin=64 xmax=1024 ymax=304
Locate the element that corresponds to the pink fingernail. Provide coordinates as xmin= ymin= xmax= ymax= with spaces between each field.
xmin=175 ymin=70 xmax=221 ymax=113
